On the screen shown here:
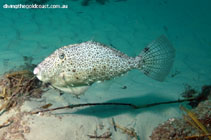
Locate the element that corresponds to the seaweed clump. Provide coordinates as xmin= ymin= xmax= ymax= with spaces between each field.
xmin=0 ymin=56 xmax=47 ymax=139
xmin=150 ymin=85 xmax=211 ymax=140
xmin=181 ymin=85 xmax=211 ymax=108
xmin=150 ymin=101 xmax=211 ymax=140
xmin=0 ymin=69 xmax=45 ymax=113
xmin=181 ymin=84 xmax=197 ymax=99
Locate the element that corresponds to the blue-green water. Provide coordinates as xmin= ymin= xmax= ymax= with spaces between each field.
xmin=0 ymin=0 xmax=211 ymax=140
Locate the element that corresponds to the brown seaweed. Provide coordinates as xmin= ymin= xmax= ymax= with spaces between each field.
xmin=181 ymin=106 xmax=211 ymax=140
xmin=0 ymin=69 xmax=45 ymax=113
xmin=151 ymin=100 xmax=211 ymax=140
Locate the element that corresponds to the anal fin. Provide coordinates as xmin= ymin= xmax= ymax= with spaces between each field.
xmin=54 ymin=85 xmax=90 ymax=96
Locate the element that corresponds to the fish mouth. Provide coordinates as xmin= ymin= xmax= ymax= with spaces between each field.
xmin=36 ymin=75 xmax=42 ymax=81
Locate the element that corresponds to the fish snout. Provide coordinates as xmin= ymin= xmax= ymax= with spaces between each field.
xmin=33 ymin=67 xmax=43 ymax=81
xmin=33 ymin=67 xmax=40 ymax=75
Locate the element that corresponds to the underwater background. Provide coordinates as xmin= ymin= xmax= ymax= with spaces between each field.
xmin=0 ymin=0 xmax=211 ymax=140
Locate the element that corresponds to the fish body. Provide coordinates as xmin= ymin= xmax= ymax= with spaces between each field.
xmin=34 ymin=36 xmax=175 ymax=96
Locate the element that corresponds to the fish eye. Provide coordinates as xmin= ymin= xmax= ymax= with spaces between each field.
xmin=59 ymin=53 xmax=65 ymax=59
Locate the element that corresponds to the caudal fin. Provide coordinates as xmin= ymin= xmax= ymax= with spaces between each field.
xmin=135 ymin=35 xmax=175 ymax=81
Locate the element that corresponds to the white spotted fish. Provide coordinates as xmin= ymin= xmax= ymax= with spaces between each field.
xmin=33 ymin=35 xmax=175 ymax=96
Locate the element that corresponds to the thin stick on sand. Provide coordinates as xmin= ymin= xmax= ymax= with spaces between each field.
xmin=30 ymin=97 xmax=196 ymax=114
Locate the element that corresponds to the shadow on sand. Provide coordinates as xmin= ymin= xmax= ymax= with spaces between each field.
xmin=55 ymin=93 xmax=180 ymax=118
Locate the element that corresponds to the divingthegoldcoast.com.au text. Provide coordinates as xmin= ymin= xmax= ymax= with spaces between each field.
xmin=3 ymin=3 xmax=68 ymax=9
